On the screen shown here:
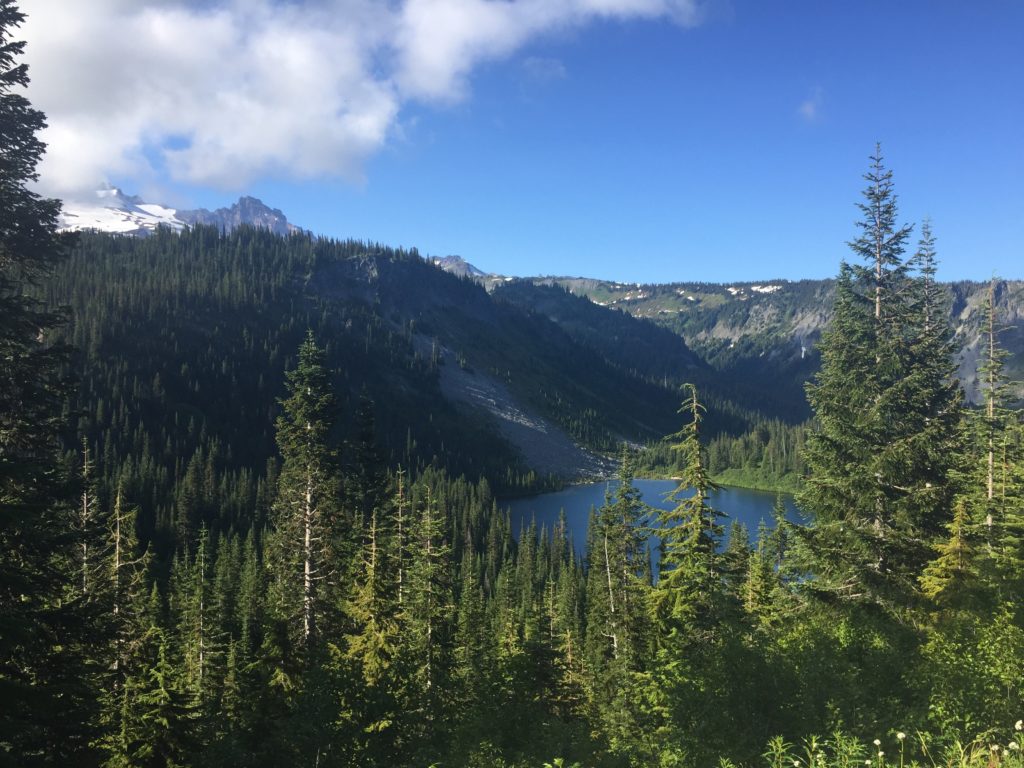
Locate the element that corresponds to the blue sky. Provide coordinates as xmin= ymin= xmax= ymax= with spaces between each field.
xmin=24 ymin=0 xmax=1024 ymax=282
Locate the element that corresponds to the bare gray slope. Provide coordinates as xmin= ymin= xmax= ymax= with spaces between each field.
xmin=427 ymin=341 xmax=614 ymax=479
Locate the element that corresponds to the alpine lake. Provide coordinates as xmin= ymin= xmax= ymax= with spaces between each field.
xmin=501 ymin=479 xmax=805 ymax=565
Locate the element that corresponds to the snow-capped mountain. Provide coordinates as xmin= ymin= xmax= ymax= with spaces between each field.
xmin=59 ymin=188 xmax=299 ymax=236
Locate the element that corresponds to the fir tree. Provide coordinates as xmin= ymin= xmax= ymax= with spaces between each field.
xmin=796 ymin=149 xmax=962 ymax=619
xmin=401 ymin=484 xmax=454 ymax=740
xmin=920 ymin=500 xmax=978 ymax=610
xmin=584 ymin=451 xmax=651 ymax=675
xmin=344 ymin=476 xmax=401 ymax=687
xmin=0 ymin=3 xmax=89 ymax=760
xmin=653 ymin=384 xmax=723 ymax=637
xmin=267 ymin=331 xmax=341 ymax=648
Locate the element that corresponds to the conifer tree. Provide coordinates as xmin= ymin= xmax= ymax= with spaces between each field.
xmin=267 ymin=331 xmax=341 ymax=648
xmin=796 ymin=149 xmax=962 ymax=618
xmin=584 ymin=451 xmax=650 ymax=675
xmin=961 ymin=281 xmax=1023 ymax=597
xmin=402 ymin=485 xmax=454 ymax=731
xmin=114 ymin=584 xmax=196 ymax=768
xmin=653 ymin=384 xmax=723 ymax=637
xmin=976 ymin=279 xmax=1013 ymax=543
xmin=919 ymin=500 xmax=978 ymax=610
xmin=74 ymin=438 xmax=101 ymax=598
xmin=96 ymin=486 xmax=153 ymax=763
xmin=743 ymin=522 xmax=777 ymax=620
xmin=344 ymin=475 xmax=401 ymax=687
xmin=0 ymin=3 xmax=89 ymax=759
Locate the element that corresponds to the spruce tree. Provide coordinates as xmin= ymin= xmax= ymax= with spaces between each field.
xmin=401 ymin=484 xmax=454 ymax=744
xmin=652 ymin=384 xmax=723 ymax=637
xmin=919 ymin=500 xmax=978 ymax=610
xmin=584 ymin=451 xmax=650 ymax=675
xmin=344 ymin=475 xmax=401 ymax=688
xmin=0 ymin=2 xmax=90 ymax=761
xmin=796 ymin=149 xmax=962 ymax=618
xmin=267 ymin=331 xmax=341 ymax=648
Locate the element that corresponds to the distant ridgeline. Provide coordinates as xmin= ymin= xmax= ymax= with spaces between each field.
xmin=435 ymin=257 xmax=1024 ymax=410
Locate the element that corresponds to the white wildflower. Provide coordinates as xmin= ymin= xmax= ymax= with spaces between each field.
xmin=1017 ymin=720 xmax=1024 ymax=732
xmin=1008 ymin=742 xmax=1019 ymax=751
xmin=864 ymin=761 xmax=872 ymax=766
xmin=896 ymin=733 xmax=906 ymax=741
xmin=873 ymin=739 xmax=881 ymax=747
xmin=793 ymin=761 xmax=800 ymax=767
xmin=991 ymin=745 xmax=1000 ymax=753
xmin=878 ymin=752 xmax=884 ymax=758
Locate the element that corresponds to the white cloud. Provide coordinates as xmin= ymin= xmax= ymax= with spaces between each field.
xmin=19 ymin=0 xmax=705 ymax=197
xmin=798 ymin=85 xmax=823 ymax=122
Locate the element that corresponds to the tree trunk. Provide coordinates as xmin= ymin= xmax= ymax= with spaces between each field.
xmin=304 ymin=467 xmax=314 ymax=643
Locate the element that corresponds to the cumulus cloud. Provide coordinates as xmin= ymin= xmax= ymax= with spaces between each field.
xmin=20 ymin=0 xmax=706 ymax=196
xmin=798 ymin=85 xmax=823 ymax=122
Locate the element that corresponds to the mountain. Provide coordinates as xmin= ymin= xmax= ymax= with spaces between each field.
xmin=57 ymin=186 xmax=1023 ymax=447
xmin=177 ymin=196 xmax=299 ymax=236
xmin=446 ymin=260 xmax=1024 ymax=408
xmin=58 ymin=188 xmax=300 ymax=236
xmin=58 ymin=187 xmax=184 ymax=234
xmin=432 ymin=255 xmax=490 ymax=280
xmin=47 ymin=229 xmax=716 ymax=490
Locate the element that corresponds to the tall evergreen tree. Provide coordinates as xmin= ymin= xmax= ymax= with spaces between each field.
xmin=267 ymin=331 xmax=341 ymax=648
xmin=584 ymin=450 xmax=650 ymax=677
xmin=0 ymin=3 xmax=91 ymax=761
xmin=344 ymin=474 xmax=401 ymax=687
xmin=401 ymin=484 xmax=454 ymax=744
xmin=652 ymin=384 xmax=723 ymax=637
xmin=796 ymin=149 xmax=962 ymax=618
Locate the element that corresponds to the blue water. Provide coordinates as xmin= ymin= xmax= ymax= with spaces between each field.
xmin=502 ymin=479 xmax=803 ymax=557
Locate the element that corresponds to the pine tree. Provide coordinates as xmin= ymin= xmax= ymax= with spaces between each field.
xmin=653 ymin=384 xmax=723 ymax=637
xmin=115 ymin=584 xmax=197 ymax=768
xmin=743 ymin=522 xmax=777 ymax=620
xmin=961 ymin=281 xmax=1023 ymax=598
xmin=404 ymin=486 xmax=454 ymax=696
xmin=976 ymin=279 xmax=1013 ymax=546
xmin=267 ymin=331 xmax=341 ymax=648
xmin=584 ymin=451 xmax=651 ymax=675
xmin=96 ymin=485 xmax=153 ymax=765
xmin=344 ymin=475 xmax=401 ymax=687
xmin=920 ymin=500 xmax=978 ymax=610
xmin=0 ymin=3 xmax=88 ymax=760
xmin=796 ymin=149 xmax=962 ymax=618
xmin=170 ymin=526 xmax=221 ymax=720
xmin=74 ymin=438 xmax=102 ymax=598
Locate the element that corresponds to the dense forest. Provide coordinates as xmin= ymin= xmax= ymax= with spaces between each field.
xmin=2 ymin=4 xmax=1023 ymax=767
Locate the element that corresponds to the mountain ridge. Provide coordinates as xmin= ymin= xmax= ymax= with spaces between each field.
xmin=58 ymin=188 xmax=301 ymax=236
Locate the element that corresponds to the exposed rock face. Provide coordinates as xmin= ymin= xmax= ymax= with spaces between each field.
xmin=177 ymin=196 xmax=300 ymax=236
xmin=59 ymin=189 xmax=300 ymax=236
